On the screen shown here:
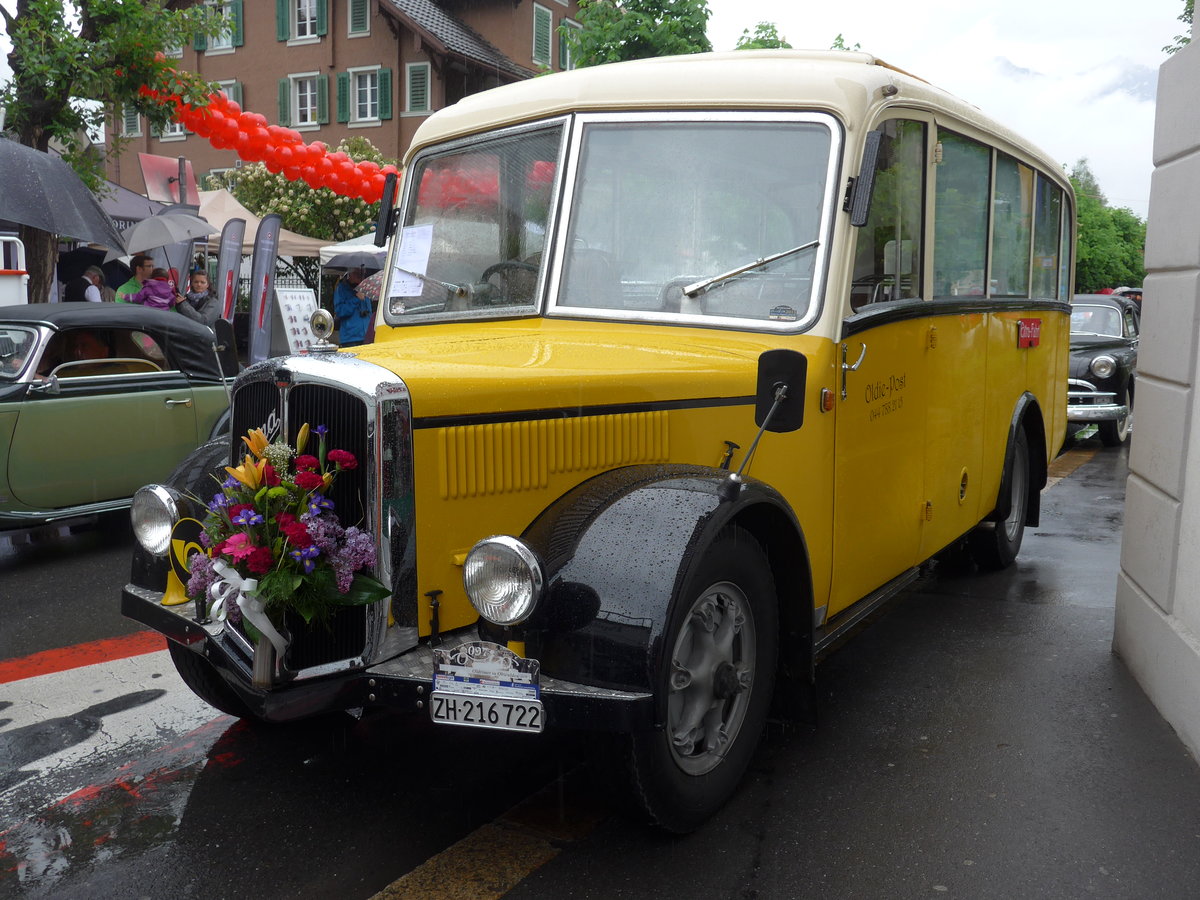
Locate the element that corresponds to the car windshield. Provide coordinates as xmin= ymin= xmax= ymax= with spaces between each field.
xmin=383 ymin=115 xmax=836 ymax=330
xmin=1071 ymin=305 xmax=1123 ymax=337
xmin=0 ymin=326 xmax=37 ymax=380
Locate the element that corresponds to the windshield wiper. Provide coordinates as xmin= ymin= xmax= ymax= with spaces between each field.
xmin=683 ymin=240 xmax=819 ymax=299
xmin=392 ymin=265 xmax=476 ymax=300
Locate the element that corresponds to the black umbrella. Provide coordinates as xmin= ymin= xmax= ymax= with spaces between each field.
xmin=56 ymin=246 xmax=131 ymax=289
xmin=0 ymin=137 xmax=127 ymax=251
xmin=324 ymin=250 xmax=385 ymax=271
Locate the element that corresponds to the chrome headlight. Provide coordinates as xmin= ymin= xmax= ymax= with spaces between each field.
xmin=1090 ymin=355 xmax=1117 ymax=379
xmin=131 ymin=484 xmax=181 ymax=557
xmin=463 ymin=536 xmax=544 ymax=626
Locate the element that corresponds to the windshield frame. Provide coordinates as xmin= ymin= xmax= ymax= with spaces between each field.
xmin=545 ymin=110 xmax=842 ymax=334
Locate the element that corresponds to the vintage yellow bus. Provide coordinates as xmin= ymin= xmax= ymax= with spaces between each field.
xmin=126 ymin=50 xmax=1072 ymax=832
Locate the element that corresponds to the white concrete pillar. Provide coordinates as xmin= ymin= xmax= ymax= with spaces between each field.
xmin=1114 ymin=41 xmax=1200 ymax=760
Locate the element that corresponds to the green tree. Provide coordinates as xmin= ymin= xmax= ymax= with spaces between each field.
xmin=1070 ymin=159 xmax=1146 ymax=292
xmin=734 ymin=22 xmax=791 ymax=50
xmin=564 ymin=0 xmax=712 ymax=68
xmin=206 ymin=136 xmax=396 ymax=293
xmin=0 ymin=0 xmax=220 ymax=302
xmin=831 ymin=34 xmax=862 ymax=52
xmin=1165 ymin=0 xmax=1193 ymax=53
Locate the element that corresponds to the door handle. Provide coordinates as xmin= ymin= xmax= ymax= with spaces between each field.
xmin=164 ymin=398 xmax=193 ymax=407
xmin=841 ymin=342 xmax=867 ymax=400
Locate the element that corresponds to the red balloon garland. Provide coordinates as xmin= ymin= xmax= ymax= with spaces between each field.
xmin=140 ymin=84 xmax=398 ymax=205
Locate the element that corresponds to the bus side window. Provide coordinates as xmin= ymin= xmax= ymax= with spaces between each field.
xmin=933 ymin=130 xmax=990 ymax=298
xmin=850 ymin=119 xmax=925 ymax=312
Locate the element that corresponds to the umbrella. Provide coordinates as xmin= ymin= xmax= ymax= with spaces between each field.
xmin=0 ymin=137 xmax=127 ymax=251
xmin=355 ymin=270 xmax=384 ymax=303
xmin=56 ymin=246 xmax=131 ymax=289
xmin=107 ymin=213 xmax=217 ymax=260
xmin=325 ymin=250 xmax=385 ymax=271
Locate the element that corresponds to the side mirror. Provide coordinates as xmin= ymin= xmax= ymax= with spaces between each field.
xmin=847 ymin=130 xmax=882 ymax=228
xmin=29 ymin=374 xmax=61 ymax=395
xmin=755 ymin=349 xmax=807 ymax=433
xmin=373 ymin=173 xmax=401 ymax=246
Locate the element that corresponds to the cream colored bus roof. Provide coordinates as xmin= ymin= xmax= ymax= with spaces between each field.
xmin=407 ymin=49 xmax=1065 ymax=182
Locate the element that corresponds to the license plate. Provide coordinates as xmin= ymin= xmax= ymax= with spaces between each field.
xmin=429 ymin=692 xmax=544 ymax=733
xmin=431 ymin=640 xmax=543 ymax=734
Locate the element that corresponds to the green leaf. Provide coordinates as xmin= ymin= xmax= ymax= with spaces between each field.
xmin=339 ymin=573 xmax=392 ymax=607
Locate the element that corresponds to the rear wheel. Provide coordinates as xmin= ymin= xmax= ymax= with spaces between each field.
xmin=969 ymin=427 xmax=1030 ymax=571
xmin=625 ymin=527 xmax=778 ymax=833
xmin=1099 ymin=386 xmax=1132 ymax=446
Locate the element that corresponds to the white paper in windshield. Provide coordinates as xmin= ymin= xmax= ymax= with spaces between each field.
xmin=390 ymin=224 xmax=434 ymax=297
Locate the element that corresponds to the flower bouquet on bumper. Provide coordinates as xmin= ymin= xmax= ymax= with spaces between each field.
xmin=187 ymin=424 xmax=390 ymax=686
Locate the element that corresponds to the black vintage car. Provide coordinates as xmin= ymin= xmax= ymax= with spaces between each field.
xmin=1068 ymin=294 xmax=1139 ymax=446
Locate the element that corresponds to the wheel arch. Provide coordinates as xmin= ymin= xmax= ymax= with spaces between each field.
xmin=990 ymin=392 xmax=1047 ymax=528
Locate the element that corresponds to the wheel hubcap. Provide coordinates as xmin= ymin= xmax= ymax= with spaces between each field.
xmin=667 ymin=582 xmax=756 ymax=776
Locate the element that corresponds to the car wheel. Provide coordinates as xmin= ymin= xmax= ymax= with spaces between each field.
xmin=625 ymin=527 xmax=778 ymax=833
xmin=168 ymin=641 xmax=258 ymax=720
xmin=969 ymin=427 xmax=1030 ymax=571
xmin=1099 ymin=386 xmax=1132 ymax=447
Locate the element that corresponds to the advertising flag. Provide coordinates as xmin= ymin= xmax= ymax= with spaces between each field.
xmin=216 ymin=218 xmax=246 ymax=321
xmin=247 ymin=213 xmax=281 ymax=365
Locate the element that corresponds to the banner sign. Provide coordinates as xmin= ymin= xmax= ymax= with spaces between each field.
xmin=247 ymin=213 xmax=281 ymax=365
xmin=216 ymin=218 xmax=247 ymax=321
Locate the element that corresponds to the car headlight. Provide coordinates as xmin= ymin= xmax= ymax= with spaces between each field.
xmin=1090 ymin=355 xmax=1117 ymax=379
xmin=131 ymin=484 xmax=181 ymax=557
xmin=463 ymin=536 xmax=544 ymax=626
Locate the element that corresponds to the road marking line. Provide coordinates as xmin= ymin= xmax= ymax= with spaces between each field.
xmin=0 ymin=631 xmax=165 ymax=684
xmin=1046 ymin=446 xmax=1098 ymax=490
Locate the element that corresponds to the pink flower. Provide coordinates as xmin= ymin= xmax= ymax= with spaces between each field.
xmin=295 ymin=454 xmax=320 ymax=471
xmin=222 ymin=533 xmax=256 ymax=561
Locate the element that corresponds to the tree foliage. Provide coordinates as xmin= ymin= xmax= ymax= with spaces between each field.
xmin=1070 ymin=159 xmax=1146 ymax=292
xmin=734 ymin=22 xmax=791 ymax=50
xmin=0 ymin=0 xmax=220 ymax=301
xmin=565 ymin=0 xmax=712 ymax=68
xmin=206 ymin=136 xmax=395 ymax=294
xmin=1165 ymin=0 xmax=1193 ymax=53
xmin=831 ymin=34 xmax=862 ymax=52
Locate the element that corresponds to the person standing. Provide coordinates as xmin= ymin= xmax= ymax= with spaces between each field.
xmin=115 ymin=255 xmax=155 ymax=302
xmin=62 ymin=267 xmax=102 ymax=302
xmin=176 ymin=270 xmax=221 ymax=327
xmin=333 ymin=268 xmax=371 ymax=346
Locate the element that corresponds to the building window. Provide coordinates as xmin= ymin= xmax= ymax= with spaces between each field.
xmin=406 ymin=63 xmax=430 ymax=114
xmin=348 ymin=0 xmax=370 ymax=35
xmin=280 ymin=73 xmax=328 ymax=129
xmin=339 ymin=68 xmax=392 ymax=124
xmin=294 ymin=0 xmax=317 ymax=39
xmin=559 ymin=19 xmax=580 ymax=71
xmin=216 ymin=80 xmax=243 ymax=109
xmin=121 ymin=105 xmax=142 ymax=137
xmin=203 ymin=0 xmax=242 ymax=53
xmin=533 ymin=4 xmax=553 ymax=67
xmin=278 ymin=0 xmax=327 ymax=42
xmin=158 ymin=120 xmax=186 ymax=141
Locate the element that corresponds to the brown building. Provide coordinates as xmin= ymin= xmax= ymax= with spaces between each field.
xmin=106 ymin=0 xmax=581 ymax=193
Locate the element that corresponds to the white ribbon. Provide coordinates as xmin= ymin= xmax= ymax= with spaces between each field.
xmin=207 ymin=560 xmax=288 ymax=661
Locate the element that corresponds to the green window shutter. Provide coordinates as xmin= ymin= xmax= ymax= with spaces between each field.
xmin=229 ymin=81 xmax=243 ymax=107
xmin=349 ymin=0 xmax=369 ymax=33
xmin=316 ymin=74 xmax=329 ymax=124
xmin=533 ymin=6 xmax=552 ymax=67
xmin=278 ymin=79 xmax=291 ymax=126
xmin=122 ymin=105 xmax=141 ymax=134
xmin=276 ymin=0 xmax=290 ymax=41
xmin=317 ymin=0 xmax=328 ymax=36
xmin=231 ymin=0 xmax=244 ymax=46
xmin=150 ymin=120 xmax=162 ymax=138
xmin=408 ymin=64 xmax=429 ymax=113
xmin=336 ymin=72 xmax=350 ymax=123
xmin=378 ymin=68 xmax=393 ymax=120
xmin=193 ymin=31 xmax=207 ymax=52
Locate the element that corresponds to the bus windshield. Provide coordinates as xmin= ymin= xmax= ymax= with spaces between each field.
xmin=384 ymin=115 xmax=836 ymax=330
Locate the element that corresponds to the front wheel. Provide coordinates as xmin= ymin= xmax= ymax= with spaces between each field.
xmin=168 ymin=641 xmax=258 ymax=720
xmin=969 ymin=427 xmax=1030 ymax=570
xmin=625 ymin=527 xmax=778 ymax=833
xmin=1099 ymin=385 xmax=1132 ymax=446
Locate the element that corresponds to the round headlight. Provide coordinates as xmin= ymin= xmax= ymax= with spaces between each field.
xmin=1090 ymin=355 xmax=1117 ymax=379
xmin=463 ymin=536 xmax=544 ymax=626
xmin=131 ymin=484 xmax=180 ymax=557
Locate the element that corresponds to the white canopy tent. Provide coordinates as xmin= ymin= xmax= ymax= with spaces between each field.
xmin=197 ymin=189 xmax=327 ymax=257
xmin=319 ymin=231 xmax=386 ymax=265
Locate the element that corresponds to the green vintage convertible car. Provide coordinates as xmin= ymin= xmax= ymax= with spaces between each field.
xmin=0 ymin=303 xmax=235 ymax=529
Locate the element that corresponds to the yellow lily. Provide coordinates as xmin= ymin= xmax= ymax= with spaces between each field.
xmin=225 ymin=455 xmax=265 ymax=490
xmin=295 ymin=423 xmax=311 ymax=455
xmin=241 ymin=428 xmax=270 ymax=460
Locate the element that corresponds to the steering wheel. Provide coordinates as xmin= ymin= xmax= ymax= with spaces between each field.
xmin=481 ymin=260 xmax=538 ymax=282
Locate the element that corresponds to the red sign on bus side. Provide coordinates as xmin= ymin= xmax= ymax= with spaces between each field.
xmin=1018 ymin=318 xmax=1041 ymax=348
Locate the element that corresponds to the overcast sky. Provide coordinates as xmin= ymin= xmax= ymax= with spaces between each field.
xmin=707 ymin=0 xmax=1186 ymax=219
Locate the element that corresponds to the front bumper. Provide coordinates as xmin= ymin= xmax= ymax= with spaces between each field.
xmin=1067 ymin=388 xmax=1127 ymax=424
xmin=122 ymin=584 xmax=655 ymax=731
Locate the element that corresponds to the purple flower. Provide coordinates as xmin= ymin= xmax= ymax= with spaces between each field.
xmin=307 ymin=494 xmax=335 ymax=516
xmin=186 ymin=553 xmax=217 ymax=600
xmin=288 ymin=544 xmax=321 ymax=574
xmin=232 ymin=509 xmax=265 ymax=526
xmin=222 ymin=475 xmax=240 ymax=489
xmin=208 ymin=492 xmax=231 ymax=511
xmin=313 ymin=425 xmax=328 ymax=436
xmin=332 ymin=526 xmax=376 ymax=593
xmin=302 ymin=512 xmax=344 ymax=556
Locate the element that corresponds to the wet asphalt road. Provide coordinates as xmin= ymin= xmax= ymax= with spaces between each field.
xmin=5 ymin=440 xmax=1200 ymax=899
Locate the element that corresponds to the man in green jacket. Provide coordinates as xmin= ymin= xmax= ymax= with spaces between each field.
xmin=115 ymin=255 xmax=155 ymax=302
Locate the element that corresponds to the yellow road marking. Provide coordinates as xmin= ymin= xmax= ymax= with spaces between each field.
xmin=1046 ymin=446 xmax=1098 ymax=490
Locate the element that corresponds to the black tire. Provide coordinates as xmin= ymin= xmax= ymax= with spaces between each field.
xmin=969 ymin=427 xmax=1031 ymax=571
xmin=168 ymin=640 xmax=258 ymax=719
xmin=625 ymin=527 xmax=778 ymax=833
xmin=1099 ymin=385 xmax=1132 ymax=447
xmin=166 ymin=436 xmax=230 ymax=501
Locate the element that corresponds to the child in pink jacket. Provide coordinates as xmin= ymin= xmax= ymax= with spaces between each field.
xmin=129 ymin=268 xmax=180 ymax=310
